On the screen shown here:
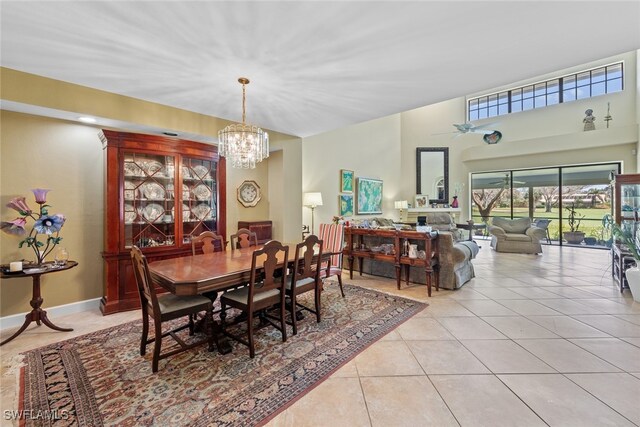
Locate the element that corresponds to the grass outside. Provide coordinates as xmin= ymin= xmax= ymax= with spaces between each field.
xmin=471 ymin=206 xmax=612 ymax=242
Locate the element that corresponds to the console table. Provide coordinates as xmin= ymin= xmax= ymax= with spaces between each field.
xmin=1 ymin=261 xmax=78 ymax=346
xmin=343 ymin=228 xmax=439 ymax=296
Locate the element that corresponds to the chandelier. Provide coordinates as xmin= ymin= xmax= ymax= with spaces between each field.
xmin=218 ymin=77 xmax=269 ymax=169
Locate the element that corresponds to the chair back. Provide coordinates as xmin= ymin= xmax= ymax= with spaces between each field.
xmin=533 ymin=218 xmax=552 ymax=230
xmin=293 ymin=235 xmax=323 ymax=285
xmin=191 ymin=230 xmax=225 ymax=255
xmin=130 ymin=246 xmax=160 ymax=316
xmin=247 ymin=240 xmax=288 ymax=309
xmin=318 ymin=223 xmax=344 ymax=267
xmin=231 ymin=228 xmax=259 ymax=249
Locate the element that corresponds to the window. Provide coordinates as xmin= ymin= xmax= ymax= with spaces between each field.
xmin=468 ymin=62 xmax=623 ymax=121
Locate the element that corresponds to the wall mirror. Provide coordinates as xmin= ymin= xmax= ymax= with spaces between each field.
xmin=416 ymin=147 xmax=449 ymax=204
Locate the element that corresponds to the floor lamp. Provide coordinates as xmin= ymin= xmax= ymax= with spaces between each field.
xmin=303 ymin=192 xmax=323 ymax=235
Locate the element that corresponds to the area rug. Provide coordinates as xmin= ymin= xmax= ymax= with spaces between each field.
xmin=18 ymin=284 xmax=426 ymax=427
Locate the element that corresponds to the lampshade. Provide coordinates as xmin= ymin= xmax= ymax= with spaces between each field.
xmin=218 ymin=77 xmax=269 ymax=169
xmin=394 ymin=200 xmax=408 ymax=209
xmin=303 ymin=192 xmax=323 ymax=207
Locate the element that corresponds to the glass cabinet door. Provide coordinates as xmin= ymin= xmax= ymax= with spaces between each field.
xmin=181 ymin=156 xmax=217 ymax=244
xmin=620 ymin=182 xmax=640 ymax=235
xmin=123 ymin=153 xmax=176 ymax=248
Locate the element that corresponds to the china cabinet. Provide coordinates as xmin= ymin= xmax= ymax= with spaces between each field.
xmin=613 ymin=173 xmax=640 ymax=225
xmin=100 ymin=130 xmax=226 ymax=314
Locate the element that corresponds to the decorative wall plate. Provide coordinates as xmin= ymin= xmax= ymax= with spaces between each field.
xmin=124 ymin=203 xmax=137 ymax=224
xmin=182 ymin=166 xmax=191 ymax=179
xmin=143 ymin=204 xmax=164 ymax=223
xmin=144 ymin=160 xmax=164 ymax=176
xmin=237 ymin=180 xmax=261 ymax=207
xmin=193 ymin=184 xmax=212 ymax=201
xmin=172 ymin=203 xmax=191 ymax=222
xmin=124 ymin=181 xmax=137 ymax=200
xmin=142 ymin=182 xmax=165 ymax=200
xmin=192 ymin=203 xmax=212 ymax=220
xmin=124 ymin=160 xmax=144 ymax=177
xmin=192 ymin=165 xmax=210 ymax=180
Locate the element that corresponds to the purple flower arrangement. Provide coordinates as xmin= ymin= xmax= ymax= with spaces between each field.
xmin=1 ymin=189 xmax=66 ymax=265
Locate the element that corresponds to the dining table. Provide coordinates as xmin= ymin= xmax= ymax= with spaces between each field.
xmin=148 ymin=244 xmax=333 ymax=353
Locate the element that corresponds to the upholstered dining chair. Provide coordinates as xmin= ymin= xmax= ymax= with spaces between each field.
xmin=230 ymin=228 xmax=259 ymax=250
xmin=318 ymin=223 xmax=345 ymax=297
xmin=191 ymin=230 xmax=226 ymax=255
xmin=130 ymin=246 xmax=214 ymax=373
xmin=220 ymin=240 xmax=289 ymax=358
xmin=287 ymin=235 xmax=323 ymax=335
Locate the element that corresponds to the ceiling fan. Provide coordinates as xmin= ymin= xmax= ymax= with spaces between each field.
xmin=452 ymin=122 xmax=497 ymax=135
xmin=433 ymin=122 xmax=501 ymax=143
xmin=489 ymin=173 xmax=525 ymax=187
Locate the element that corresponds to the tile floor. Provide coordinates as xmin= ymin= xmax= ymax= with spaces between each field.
xmin=1 ymin=244 xmax=640 ymax=426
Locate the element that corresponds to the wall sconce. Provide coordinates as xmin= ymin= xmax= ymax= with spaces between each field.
xmin=394 ymin=200 xmax=408 ymax=219
xmin=303 ymin=192 xmax=323 ymax=234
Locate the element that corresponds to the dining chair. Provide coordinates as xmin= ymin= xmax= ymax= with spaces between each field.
xmin=191 ymin=230 xmax=226 ymax=255
xmin=191 ymin=230 xmax=227 ymax=303
xmin=287 ymin=235 xmax=323 ymax=335
xmin=318 ymin=223 xmax=345 ymax=297
xmin=130 ymin=246 xmax=214 ymax=373
xmin=230 ymin=228 xmax=259 ymax=249
xmin=219 ymin=240 xmax=288 ymax=358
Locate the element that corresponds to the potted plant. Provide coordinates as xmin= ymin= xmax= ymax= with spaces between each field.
xmin=611 ymin=223 xmax=640 ymax=302
xmin=563 ymin=203 xmax=585 ymax=244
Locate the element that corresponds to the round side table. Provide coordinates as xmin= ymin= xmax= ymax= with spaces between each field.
xmin=1 ymin=261 xmax=78 ymax=346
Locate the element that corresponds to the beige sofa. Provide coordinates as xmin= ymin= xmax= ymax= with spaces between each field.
xmin=488 ymin=217 xmax=546 ymax=254
xmin=354 ymin=214 xmax=478 ymax=290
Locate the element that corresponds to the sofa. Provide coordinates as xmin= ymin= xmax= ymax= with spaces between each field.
xmin=354 ymin=214 xmax=478 ymax=290
xmin=488 ymin=217 xmax=546 ymax=254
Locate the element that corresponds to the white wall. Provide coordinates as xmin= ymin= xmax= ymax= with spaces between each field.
xmin=399 ymin=51 xmax=639 ymax=221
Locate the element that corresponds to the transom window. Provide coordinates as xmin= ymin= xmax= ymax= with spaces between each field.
xmin=468 ymin=62 xmax=623 ymax=121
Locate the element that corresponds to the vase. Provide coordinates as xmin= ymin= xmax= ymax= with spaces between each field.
xmin=451 ymin=196 xmax=459 ymax=208
xmin=624 ymin=265 xmax=640 ymax=302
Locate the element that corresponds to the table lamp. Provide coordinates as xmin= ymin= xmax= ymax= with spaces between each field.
xmin=394 ymin=200 xmax=408 ymax=219
xmin=303 ymin=192 xmax=323 ymax=234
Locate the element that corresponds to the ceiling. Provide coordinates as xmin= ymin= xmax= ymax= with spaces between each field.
xmin=1 ymin=1 xmax=639 ymax=138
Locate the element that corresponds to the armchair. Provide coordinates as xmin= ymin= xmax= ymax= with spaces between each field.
xmin=488 ymin=217 xmax=546 ymax=254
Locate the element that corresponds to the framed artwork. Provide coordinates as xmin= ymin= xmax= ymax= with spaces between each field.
xmin=414 ymin=194 xmax=429 ymax=208
xmin=339 ymin=194 xmax=354 ymax=216
xmin=356 ymin=177 xmax=383 ymax=215
xmin=340 ymin=169 xmax=354 ymax=193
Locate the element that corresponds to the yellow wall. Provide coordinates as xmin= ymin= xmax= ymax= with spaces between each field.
xmin=0 ymin=69 xmax=301 ymax=317
xmin=1 ymin=111 xmax=105 ymax=314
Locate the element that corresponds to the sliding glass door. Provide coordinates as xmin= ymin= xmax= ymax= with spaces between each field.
xmin=471 ymin=163 xmax=619 ymax=247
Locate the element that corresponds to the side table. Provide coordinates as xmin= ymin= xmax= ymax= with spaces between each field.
xmin=611 ymin=244 xmax=633 ymax=293
xmin=1 ymin=261 xmax=78 ymax=346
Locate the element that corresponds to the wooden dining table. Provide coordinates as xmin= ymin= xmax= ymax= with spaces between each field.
xmin=148 ymin=244 xmax=332 ymax=353
xmin=148 ymin=245 xmax=327 ymax=295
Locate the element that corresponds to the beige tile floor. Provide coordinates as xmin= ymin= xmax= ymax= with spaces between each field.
xmin=2 ymin=244 xmax=640 ymax=426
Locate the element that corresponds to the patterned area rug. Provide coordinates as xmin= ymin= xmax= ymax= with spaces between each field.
xmin=19 ymin=284 xmax=426 ymax=426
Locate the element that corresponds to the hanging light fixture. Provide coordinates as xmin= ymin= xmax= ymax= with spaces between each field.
xmin=218 ymin=77 xmax=269 ymax=169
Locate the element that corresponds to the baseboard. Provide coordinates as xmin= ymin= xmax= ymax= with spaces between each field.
xmin=0 ymin=297 xmax=102 ymax=330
